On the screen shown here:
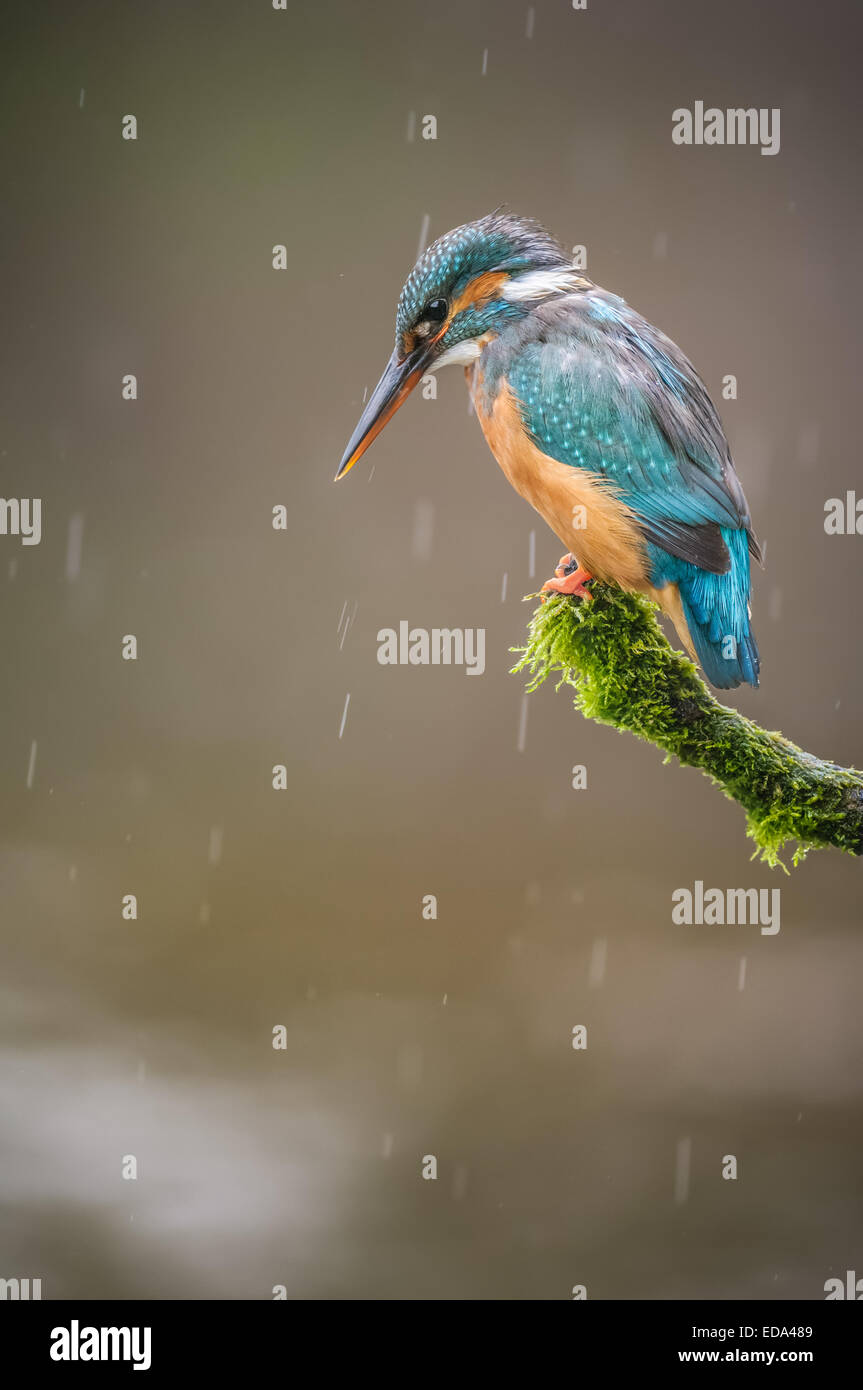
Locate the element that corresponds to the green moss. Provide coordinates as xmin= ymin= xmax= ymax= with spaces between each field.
xmin=511 ymin=584 xmax=863 ymax=867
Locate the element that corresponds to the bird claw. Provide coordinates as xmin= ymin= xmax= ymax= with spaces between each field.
xmin=541 ymin=558 xmax=594 ymax=601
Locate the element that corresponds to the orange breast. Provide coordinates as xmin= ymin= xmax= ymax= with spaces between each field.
xmin=469 ymin=373 xmax=652 ymax=592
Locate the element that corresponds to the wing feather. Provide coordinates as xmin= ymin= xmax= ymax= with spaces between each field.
xmin=495 ymin=290 xmax=760 ymax=576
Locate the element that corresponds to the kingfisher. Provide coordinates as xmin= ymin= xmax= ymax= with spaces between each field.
xmin=336 ymin=212 xmax=762 ymax=689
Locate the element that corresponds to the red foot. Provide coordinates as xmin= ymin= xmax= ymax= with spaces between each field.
xmin=541 ymin=557 xmax=594 ymax=600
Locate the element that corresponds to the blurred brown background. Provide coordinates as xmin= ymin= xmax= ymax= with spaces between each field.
xmin=1 ymin=0 xmax=861 ymax=1299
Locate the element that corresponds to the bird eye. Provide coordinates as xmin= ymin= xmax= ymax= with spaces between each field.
xmin=422 ymin=298 xmax=447 ymax=324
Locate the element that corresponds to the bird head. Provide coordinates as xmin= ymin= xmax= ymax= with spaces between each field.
xmin=335 ymin=212 xmax=579 ymax=479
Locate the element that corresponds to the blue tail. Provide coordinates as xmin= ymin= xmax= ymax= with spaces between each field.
xmin=651 ymin=529 xmax=760 ymax=690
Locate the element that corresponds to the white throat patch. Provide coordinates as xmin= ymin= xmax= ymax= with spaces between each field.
xmin=429 ymin=339 xmax=484 ymax=372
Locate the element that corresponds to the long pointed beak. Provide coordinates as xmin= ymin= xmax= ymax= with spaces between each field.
xmin=335 ymin=343 xmax=432 ymax=480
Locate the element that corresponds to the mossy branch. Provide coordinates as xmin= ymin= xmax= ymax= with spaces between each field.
xmin=511 ymin=583 xmax=863 ymax=868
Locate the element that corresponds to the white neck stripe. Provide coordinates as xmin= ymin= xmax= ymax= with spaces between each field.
xmin=501 ymin=266 xmax=587 ymax=302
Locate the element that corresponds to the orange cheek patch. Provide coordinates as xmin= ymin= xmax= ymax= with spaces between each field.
xmin=448 ymin=270 xmax=509 ymax=322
